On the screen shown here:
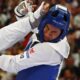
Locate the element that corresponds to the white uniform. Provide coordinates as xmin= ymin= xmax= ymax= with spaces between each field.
xmin=0 ymin=32 xmax=70 ymax=80
xmin=0 ymin=31 xmax=70 ymax=72
xmin=0 ymin=17 xmax=70 ymax=80
xmin=0 ymin=17 xmax=32 ymax=51
xmin=0 ymin=2 xmax=70 ymax=80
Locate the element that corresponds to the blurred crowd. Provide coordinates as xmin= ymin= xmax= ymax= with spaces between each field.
xmin=0 ymin=0 xmax=80 ymax=80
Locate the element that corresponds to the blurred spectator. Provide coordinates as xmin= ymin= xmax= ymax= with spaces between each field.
xmin=72 ymin=30 xmax=80 ymax=67
xmin=32 ymin=0 xmax=60 ymax=7
xmin=59 ymin=55 xmax=80 ymax=79
xmin=67 ymin=29 xmax=77 ymax=53
xmin=6 ymin=0 xmax=19 ymax=11
xmin=67 ymin=29 xmax=80 ymax=67
xmin=72 ymin=51 xmax=80 ymax=67
xmin=0 ymin=12 xmax=8 ymax=27
xmin=59 ymin=68 xmax=78 ymax=80
xmin=74 ymin=14 xmax=80 ymax=29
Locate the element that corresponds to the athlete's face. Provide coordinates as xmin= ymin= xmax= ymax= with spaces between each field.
xmin=43 ymin=24 xmax=61 ymax=41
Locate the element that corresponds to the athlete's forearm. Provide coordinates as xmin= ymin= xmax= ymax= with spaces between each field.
xmin=0 ymin=17 xmax=32 ymax=51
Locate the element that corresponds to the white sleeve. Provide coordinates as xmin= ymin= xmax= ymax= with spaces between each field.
xmin=0 ymin=2 xmax=45 ymax=51
xmin=0 ymin=43 xmax=62 ymax=73
xmin=0 ymin=17 xmax=32 ymax=51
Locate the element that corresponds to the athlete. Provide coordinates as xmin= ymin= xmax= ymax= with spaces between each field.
xmin=0 ymin=1 xmax=70 ymax=80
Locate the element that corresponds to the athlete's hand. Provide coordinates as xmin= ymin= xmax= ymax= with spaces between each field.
xmin=14 ymin=0 xmax=37 ymax=17
xmin=29 ymin=1 xmax=50 ymax=29
xmin=14 ymin=0 xmax=50 ymax=29
xmin=42 ymin=2 xmax=50 ymax=13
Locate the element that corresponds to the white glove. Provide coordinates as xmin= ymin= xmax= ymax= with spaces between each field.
xmin=14 ymin=0 xmax=32 ymax=20
xmin=14 ymin=1 xmax=49 ymax=29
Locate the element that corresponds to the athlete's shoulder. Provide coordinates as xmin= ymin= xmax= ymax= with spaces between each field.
xmin=48 ymin=37 xmax=70 ymax=58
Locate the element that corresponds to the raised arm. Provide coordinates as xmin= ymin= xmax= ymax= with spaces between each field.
xmin=0 ymin=2 xmax=49 ymax=51
xmin=0 ymin=17 xmax=32 ymax=51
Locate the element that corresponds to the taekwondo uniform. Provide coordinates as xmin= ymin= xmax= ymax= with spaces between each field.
xmin=0 ymin=3 xmax=70 ymax=80
xmin=0 ymin=18 xmax=70 ymax=80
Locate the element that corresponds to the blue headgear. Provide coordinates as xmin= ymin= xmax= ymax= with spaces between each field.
xmin=38 ymin=5 xmax=70 ymax=42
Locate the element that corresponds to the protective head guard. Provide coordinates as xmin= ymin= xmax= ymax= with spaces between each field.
xmin=38 ymin=4 xmax=70 ymax=42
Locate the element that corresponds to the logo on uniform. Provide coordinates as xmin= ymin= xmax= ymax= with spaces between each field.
xmin=29 ymin=48 xmax=35 ymax=54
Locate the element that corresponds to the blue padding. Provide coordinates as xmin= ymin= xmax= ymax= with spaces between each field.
xmin=16 ymin=65 xmax=60 ymax=80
